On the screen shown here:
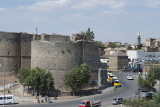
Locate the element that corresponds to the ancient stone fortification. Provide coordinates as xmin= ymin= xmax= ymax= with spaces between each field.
xmin=0 ymin=31 xmax=101 ymax=91
xmin=0 ymin=32 xmax=33 ymax=73
xmin=31 ymin=33 xmax=101 ymax=90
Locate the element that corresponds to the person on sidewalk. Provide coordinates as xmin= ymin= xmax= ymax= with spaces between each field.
xmin=41 ymin=99 xmax=44 ymax=103
xmin=114 ymin=86 xmax=117 ymax=91
xmin=37 ymin=99 xmax=40 ymax=103
xmin=48 ymin=97 xmax=50 ymax=103
xmin=45 ymin=95 xmax=48 ymax=103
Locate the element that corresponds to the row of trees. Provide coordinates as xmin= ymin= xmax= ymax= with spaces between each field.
xmin=18 ymin=63 xmax=91 ymax=96
xmin=18 ymin=67 xmax=54 ymax=96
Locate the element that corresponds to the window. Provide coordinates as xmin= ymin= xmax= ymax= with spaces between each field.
xmin=6 ymin=96 xmax=12 ymax=99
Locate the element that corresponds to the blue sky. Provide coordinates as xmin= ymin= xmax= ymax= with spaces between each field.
xmin=0 ymin=0 xmax=160 ymax=44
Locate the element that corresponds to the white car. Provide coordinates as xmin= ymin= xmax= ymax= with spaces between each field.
xmin=127 ymin=74 xmax=133 ymax=80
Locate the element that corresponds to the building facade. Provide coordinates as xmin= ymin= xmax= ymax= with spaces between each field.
xmin=127 ymin=50 xmax=160 ymax=61
xmin=109 ymin=51 xmax=128 ymax=71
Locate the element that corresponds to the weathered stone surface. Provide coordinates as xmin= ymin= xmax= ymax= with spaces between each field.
xmin=0 ymin=32 xmax=33 ymax=72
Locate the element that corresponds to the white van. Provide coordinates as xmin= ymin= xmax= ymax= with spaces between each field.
xmin=0 ymin=95 xmax=14 ymax=104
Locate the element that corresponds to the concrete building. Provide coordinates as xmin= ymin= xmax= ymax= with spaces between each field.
xmin=146 ymin=38 xmax=156 ymax=47
xmin=127 ymin=50 xmax=160 ymax=61
xmin=155 ymin=38 xmax=160 ymax=47
xmin=104 ymin=48 xmax=116 ymax=56
xmin=109 ymin=51 xmax=128 ymax=71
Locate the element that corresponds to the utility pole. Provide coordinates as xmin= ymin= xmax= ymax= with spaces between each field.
xmin=0 ymin=64 xmax=5 ymax=107
xmin=13 ymin=71 xmax=15 ymax=95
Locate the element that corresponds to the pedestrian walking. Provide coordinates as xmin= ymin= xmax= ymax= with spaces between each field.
xmin=48 ymin=97 xmax=50 ymax=103
xmin=37 ymin=99 xmax=40 ymax=103
xmin=45 ymin=95 xmax=48 ymax=103
xmin=41 ymin=99 xmax=44 ymax=103
xmin=114 ymin=86 xmax=117 ymax=91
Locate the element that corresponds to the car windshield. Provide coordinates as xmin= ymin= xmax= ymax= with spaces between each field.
xmin=114 ymin=81 xmax=119 ymax=83
xmin=80 ymin=102 xmax=86 ymax=105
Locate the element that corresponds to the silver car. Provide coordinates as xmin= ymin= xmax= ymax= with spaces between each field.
xmin=112 ymin=98 xmax=123 ymax=105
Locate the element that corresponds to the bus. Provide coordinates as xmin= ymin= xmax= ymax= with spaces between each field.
xmin=0 ymin=95 xmax=14 ymax=105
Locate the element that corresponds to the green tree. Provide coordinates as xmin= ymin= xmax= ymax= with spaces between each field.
xmin=137 ymin=74 xmax=145 ymax=88
xmin=81 ymin=28 xmax=95 ymax=41
xmin=94 ymin=40 xmax=103 ymax=47
xmin=18 ymin=68 xmax=31 ymax=85
xmin=153 ymin=65 xmax=160 ymax=81
xmin=46 ymin=71 xmax=54 ymax=95
xmin=108 ymin=43 xmax=117 ymax=49
xmin=64 ymin=63 xmax=91 ymax=95
xmin=18 ymin=67 xmax=54 ymax=97
xmin=153 ymin=88 xmax=160 ymax=104
xmin=143 ymin=69 xmax=157 ymax=91
xmin=137 ymin=68 xmax=157 ymax=91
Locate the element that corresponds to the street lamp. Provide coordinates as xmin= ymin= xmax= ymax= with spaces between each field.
xmin=11 ymin=71 xmax=15 ymax=95
xmin=0 ymin=64 xmax=5 ymax=107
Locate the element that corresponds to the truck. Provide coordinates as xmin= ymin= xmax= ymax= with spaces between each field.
xmin=79 ymin=98 xmax=101 ymax=107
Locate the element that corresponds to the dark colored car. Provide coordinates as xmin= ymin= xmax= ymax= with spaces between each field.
xmin=112 ymin=98 xmax=123 ymax=105
xmin=142 ymin=92 xmax=156 ymax=99
xmin=122 ymin=67 xmax=129 ymax=71
xmin=138 ymin=86 xmax=156 ymax=92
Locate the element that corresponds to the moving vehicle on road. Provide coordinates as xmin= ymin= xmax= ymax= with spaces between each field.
xmin=111 ymin=76 xmax=118 ymax=85
xmin=109 ymin=74 xmax=115 ymax=82
xmin=113 ymin=80 xmax=121 ymax=87
xmin=107 ymin=72 xmax=112 ymax=78
xmin=0 ymin=95 xmax=14 ymax=105
xmin=112 ymin=98 xmax=123 ymax=105
xmin=79 ymin=98 xmax=101 ymax=107
xmin=126 ymin=74 xmax=133 ymax=80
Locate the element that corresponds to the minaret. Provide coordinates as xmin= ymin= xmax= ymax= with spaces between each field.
xmin=137 ymin=29 xmax=141 ymax=49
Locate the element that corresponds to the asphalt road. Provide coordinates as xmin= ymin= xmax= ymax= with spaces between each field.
xmin=6 ymin=71 xmax=139 ymax=107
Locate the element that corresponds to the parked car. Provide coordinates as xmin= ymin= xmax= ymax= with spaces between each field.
xmin=138 ymin=86 xmax=156 ymax=92
xmin=126 ymin=74 xmax=133 ymax=80
xmin=122 ymin=67 xmax=129 ymax=71
xmin=142 ymin=91 xmax=156 ymax=100
xmin=112 ymin=98 xmax=123 ymax=105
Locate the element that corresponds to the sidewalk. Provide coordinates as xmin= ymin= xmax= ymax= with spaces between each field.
xmin=0 ymin=83 xmax=115 ymax=105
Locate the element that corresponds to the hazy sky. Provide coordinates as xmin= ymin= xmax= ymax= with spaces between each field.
xmin=0 ymin=0 xmax=160 ymax=44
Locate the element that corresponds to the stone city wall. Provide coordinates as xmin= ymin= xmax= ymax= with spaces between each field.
xmin=0 ymin=32 xmax=33 ymax=73
xmin=31 ymin=34 xmax=100 ymax=90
